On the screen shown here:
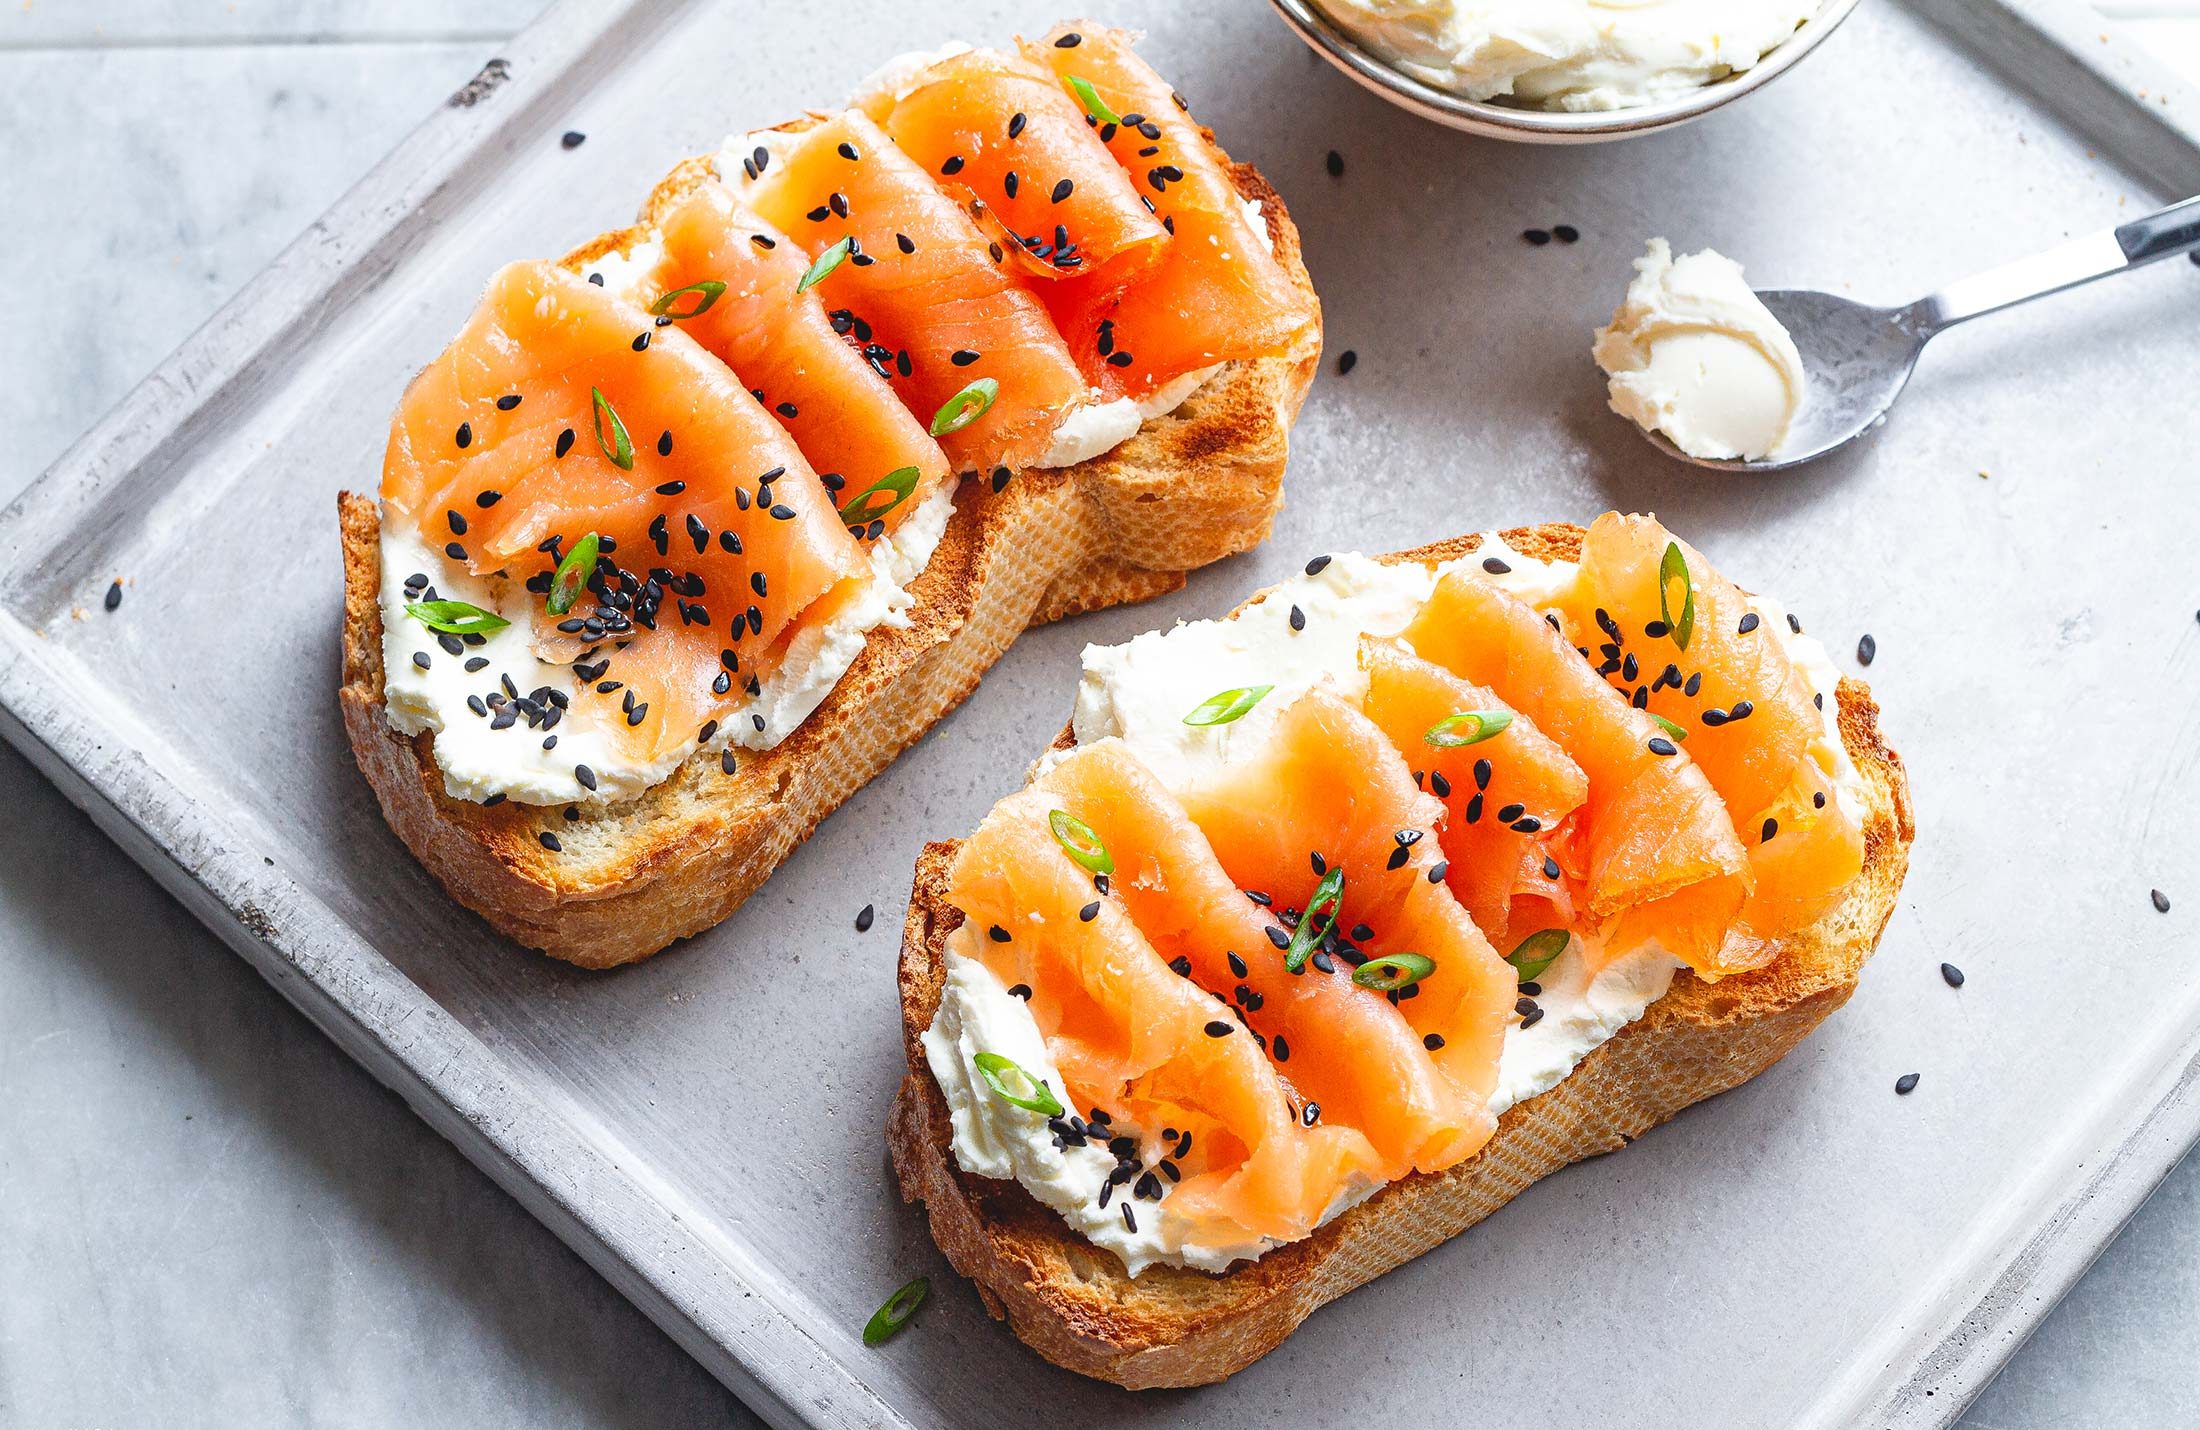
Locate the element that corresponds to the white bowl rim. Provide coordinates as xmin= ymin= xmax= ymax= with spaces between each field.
xmin=1266 ymin=0 xmax=1868 ymax=142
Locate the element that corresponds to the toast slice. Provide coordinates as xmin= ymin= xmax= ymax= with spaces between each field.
xmin=886 ymin=522 xmax=1915 ymax=1389
xmin=340 ymin=147 xmax=1320 ymax=969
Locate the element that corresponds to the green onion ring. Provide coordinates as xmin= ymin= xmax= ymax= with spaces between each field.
xmin=862 ymin=1277 xmax=931 ymax=1346
xmin=1352 ymin=951 xmax=1434 ymax=992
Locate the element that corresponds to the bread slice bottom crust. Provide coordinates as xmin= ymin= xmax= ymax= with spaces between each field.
xmin=340 ymin=158 xmax=1319 ymax=969
xmin=886 ymin=523 xmax=1916 ymax=1389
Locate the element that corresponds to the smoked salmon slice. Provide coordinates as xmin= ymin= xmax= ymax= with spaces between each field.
xmin=382 ymin=260 xmax=868 ymax=765
xmin=950 ymin=767 xmax=1382 ymax=1249
xmin=624 ymin=181 xmax=953 ymax=536
xmin=1359 ymin=637 xmax=1588 ymax=953
xmin=743 ymin=109 xmax=1090 ymax=474
xmin=1022 ymin=23 xmax=1318 ymax=401
xmin=1175 ymin=690 xmax=1517 ymax=1122
xmin=1564 ymin=513 xmax=1866 ymax=956
xmin=1039 ymin=740 xmax=1486 ymax=1182
xmin=858 ymin=47 xmax=1168 ymax=293
xmin=1404 ymin=572 xmax=1751 ymax=972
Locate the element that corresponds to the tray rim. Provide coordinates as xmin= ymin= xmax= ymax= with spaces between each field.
xmin=3 ymin=1 xmax=2198 ymax=1426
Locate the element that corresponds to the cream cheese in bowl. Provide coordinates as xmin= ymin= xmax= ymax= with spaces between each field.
xmin=1313 ymin=0 xmax=1821 ymax=112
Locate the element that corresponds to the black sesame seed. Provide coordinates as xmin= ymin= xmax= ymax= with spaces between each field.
xmin=1051 ymin=178 xmax=1073 ymax=203
xmin=411 ymin=651 xmax=431 ymax=670
xmin=1305 ymin=554 xmax=1332 ymax=576
xmin=2153 ymin=888 xmax=2172 ymax=913
xmin=444 ymin=542 xmax=467 ymax=561
xmin=1300 ymin=1103 xmax=1321 ymax=1127
xmin=560 ymin=130 xmax=586 ymax=149
xmin=102 ymin=579 xmax=123 ymax=612
xmin=770 ymin=505 xmax=796 ymax=521
xmin=1325 ymin=149 xmax=1344 ymax=178
xmin=836 ymin=140 xmax=859 ymax=160
xmin=1169 ymin=955 xmax=1193 ymax=977
xmin=654 ymin=480 xmax=686 ymax=496
xmin=1553 ymin=224 xmax=1580 ymax=243
xmin=631 ymin=331 xmax=650 ymax=352
xmin=1336 ymin=349 xmax=1357 ymax=376
xmin=1289 ymin=605 xmax=1306 ymax=632
xmin=1204 ymin=1021 xmax=1234 ymax=1038
xmin=1940 ymin=962 xmax=1965 ymax=988
xmin=657 ymin=430 xmax=673 ymax=457
xmin=1482 ymin=556 xmax=1511 ymax=575
xmin=1496 ymin=802 xmax=1525 ymax=824
xmin=1009 ymin=983 xmax=1033 ymax=1000
xmin=1519 ymin=1006 xmax=1544 ymax=1029
xmin=1003 ymin=171 xmax=1019 ymax=199
xmin=1762 ymin=817 xmax=1779 ymax=841
xmin=1265 ymin=925 xmax=1290 ymax=950
xmin=455 ymin=421 xmax=472 ymax=449
xmin=991 ymin=466 xmax=1013 ymax=493
xmin=1647 ymin=736 xmax=1678 ymax=756
xmin=1857 ymin=633 xmax=1877 ymax=666
xmin=1523 ymin=228 xmax=1552 ymax=246
xmin=941 ymin=155 xmax=964 ymax=176
xmin=574 ymin=764 xmax=597 ymax=791
xmin=1311 ymin=951 xmax=1336 ymax=974
xmin=1895 ymin=1072 xmax=1920 ymax=1095
xmin=1738 ymin=611 xmax=1761 ymax=635
xmin=555 ymin=428 xmax=575 ymax=458
xmin=855 ymin=903 xmax=875 ymax=933
xmin=1054 ymin=31 xmax=1081 ymax=46
xmin=989 ymin=924 xmax=1011 ymax=943
xmin=721 ymin=749 xmax=738 ymax=776
xmin=539 ymin=831 xmax=562 ymax=851
xmin=475 ymin=489 xmax=503 ymax=507
xmin=1387 ymin=844 xmax=1410 ymax=870
xmin=1079 ymin=901 xmax=1100 ymax=922
xmin=950 ymin=349 xmax=979 ymax=366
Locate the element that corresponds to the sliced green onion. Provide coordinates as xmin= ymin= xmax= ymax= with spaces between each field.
xmin=1506 ymin=928 xmax=1570 ymax=982
xmin=1352 ymin=951 xmax=1434 ymax=992
xmin=546 ymin=531 xmax=600 ymax=617
xmin=1048 ymin=808 xmax=1114 ymax=875
xmin=797 ymin=236 xmax=851 ymax=294
xmin=863 ymin=1277 xmax=931 ymax=1346
xmin=1424 ymin=710 xmax=1512 ymax=748
xmin=1659 ymin=540 xmax=1695 ymax=652
xmin=929 ymin=377 xmax=999 ymax=436
xmin=1065 ymin=74 xmax=1121 ymax=127
xmin=1649 ymin=712 xmax=1689 ymax=742
xmin=590 ymin=387 xmax=634 ymax=471
xmin=649 ymin=279 xmax=726 ymax=319
xmin=972 ymin=1052 xmax=1065 ymax=1116
xmin=1284 ymin=866 xmax=1344 ymax=974
xmin=1183 ymin=684 xmax=1273 ymax=727
xmin=404 ymin=598 xmax=510 ymax=637
xmin=839 ymin=466 xmax=921 ymax=527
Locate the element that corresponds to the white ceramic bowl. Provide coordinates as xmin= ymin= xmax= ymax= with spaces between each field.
xmin=1265 ymin=0 xmax=1865 ymax=143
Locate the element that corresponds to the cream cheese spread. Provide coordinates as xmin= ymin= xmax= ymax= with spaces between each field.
xmin=1593 ymin=238 xmax=1807 ymax=462
xmin=378 ymin=479 xmax=954 ymax=807
xmin=1315 ymin=0 xmax=1820 ymax=111
xmin=932 ymin=532 xmax=1862 ymax=1273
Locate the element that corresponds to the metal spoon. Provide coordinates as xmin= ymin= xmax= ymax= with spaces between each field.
xmin=1640 ymin=195 xmax=2200 ymax=472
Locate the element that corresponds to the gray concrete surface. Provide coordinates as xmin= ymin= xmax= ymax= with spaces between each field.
xmin=0 ymin=3 xmax=2188 ymax=1425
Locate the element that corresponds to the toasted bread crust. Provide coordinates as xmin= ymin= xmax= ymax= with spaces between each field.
xmin=341 ymin=146 xmax=1320 ymax=967
xmin=886 ymin=523 xmax=1916 ymax=1389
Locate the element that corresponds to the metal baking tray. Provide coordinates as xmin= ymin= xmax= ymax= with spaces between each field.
xmin=4 ymin=1 xmax=2195 ymax=1425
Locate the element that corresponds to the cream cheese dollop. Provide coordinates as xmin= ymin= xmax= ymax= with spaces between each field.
xmin=1314 ymin=0 xmax=1819 ymax=111
xmin=1592 ymin=238 xmax=1806 ymax=462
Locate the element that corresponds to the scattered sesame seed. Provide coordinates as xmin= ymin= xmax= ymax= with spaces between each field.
xmin=1051 ymin=178 xmax=1074 ymax=203
xmin=1289 ymin=604 xmax=1306 ymax=632
xmin=1204 ymin=1021 xmax=1234 ymax=1038
xmin=1647 ymin=736 xmax=1678 ymax=756
xmin=102 ymin=579 xmax=123 ymax=612
xmin=1553 ymin=224 xmax=1580 ymax=243
xmin=555 ymin=428 xmax=575 ymax=458
xmin=539 ymin=831 xmax=562 ymax=851
xmin=1336 ymin=349 xmax=1357 ymax=375
xmin=1325 ymin=149 xmax=1344 ymax=178
xmin=575 ymin=764 xmax=597 ymax=791
xmin=2153 ymin=888 xmax=2172 ymax=913
xmin=1940 ymin=962 xmax=1964 ymax=988
xmin=560 ymin=130 xmax=585 ymax=150
xmin=1857 ymin=633 xmax=1877 ymax=666
xmin=1305 ymin=554 xmax=1332 ymax=576
xmin=989 ymin=924 xmax=1011 ymax=943
xmin=855 ymin=904 xmax=875 ymax=933
xmin=1079 ymin=901 xmax=1101 ymax=922
xmin=1895 ymin=1072 xmax=1920 ymax=1095
xmin=1482 ymin=556 xmax=1511 ymax=575
xmin=1055 ymin=31 xmax=1081 ymax=46
xmin=1523 ymin=228 xmax=1552 ymax=246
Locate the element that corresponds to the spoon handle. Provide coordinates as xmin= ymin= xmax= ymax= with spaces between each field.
xmin=1912 ymin=194 xmax=2200 ymax=334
